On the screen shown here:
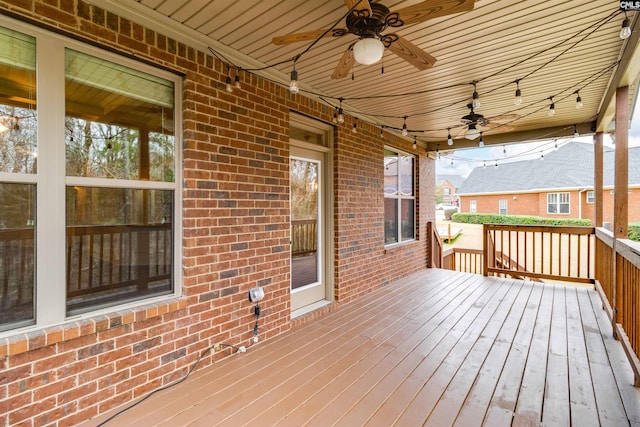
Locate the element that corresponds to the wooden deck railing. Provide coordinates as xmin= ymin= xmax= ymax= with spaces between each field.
xmin=483 ymin=224 xmax=595 ymax=284
xmin=594 ymin=228 xmax=640 ymax=386
xmin=427 ymin=221 xmax=443 ymax=268
xmin=291 ymin=219 xmax=317 ymax=257
xmin=442 ymin=248 xmax=483 ymax=274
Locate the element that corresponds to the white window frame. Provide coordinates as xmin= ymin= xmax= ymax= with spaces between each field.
xmin=0 ymin=16 xmax=182 ymax=335
xmin=547 ymin=192 xmax=570 ymax=214
xmin=499 ymin=199 xmax=507 ymax=215
xmin=586 ymin=191 xmax=594 ymax=204
xmin=470 ymin=200 xmax=477 ymax=213
xmin=384 ymin=147 xmax=415 ymax=246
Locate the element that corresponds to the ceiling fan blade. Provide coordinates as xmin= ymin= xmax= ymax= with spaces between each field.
xmin=486 ymin=113 xmax=520 ymax=122
xmin=478 ymin=122 xmax=514 ymax=132
xmin=395 ymin=0 xmax=475 ymax=26
xmin=344 ymin=0 xmax=372 ymax=16
xmin=272 ymin=28 xmax=346 ymax=45
xmin=331 ymin=47 xmax=355 ymax=79
xmin=388 ymin=35 xmax=436 ymax=70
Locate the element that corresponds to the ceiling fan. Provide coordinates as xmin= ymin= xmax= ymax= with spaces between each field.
xmin=272 ymin=0 xmax=475 ymax=79
xmin=460 ymin=104 xmax=519 ymax=140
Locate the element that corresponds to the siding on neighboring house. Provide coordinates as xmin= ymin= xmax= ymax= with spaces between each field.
xmin=0 ymin=4 xmax=434 ymax=426
xmin=457 ymin=141 xmax=640 ymax=223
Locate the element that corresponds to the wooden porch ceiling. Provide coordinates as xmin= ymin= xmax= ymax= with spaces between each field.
xmin=85 ymin=269 xmax=640 ymax=426
xmin=87 ymin=0 xmax=639 ymax=151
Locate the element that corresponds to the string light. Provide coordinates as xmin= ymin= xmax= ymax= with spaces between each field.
xmin=620 ymin=13 xmax=632 ymax=39
xmin=503 ymin=145 xmax=506 ymax=155
xmin=514 ymin=80 xmax=523 ymax=105
xmin=337 ymin=98 xmax=345 ymax=124
xmin=471 ymin=82 xmax=481 ymax=109
xmin=548 ymin=97 xmax=555 ymax=116
xmin=575 ymin=91 xmax=583 ymax=109
xmin=478 ymin=132 xmax=485 ymax=148
xmin=447 ymin=128 xmax=453 ymax=146
xmin=402 ymin=116 xmax=408 ymax=137
xmin=495 ymin=161 xmax=499 ymax=168
xmin=225 ymin=76 xmax=233 ymax=93
xmin=380 ymin=125 xmax=384 ymax=138
xmin=483 ymin=160 xmax=487 ymax=168
xmin=234 ymin=69 xmax=241 ymax=89
xmin=540 ymin=151 xmax=544 ymax=160
xmin=451 ymin=158 xmax=454 ymax=165
xmin=289 ymin=68 xmax=299 ymax=93
xmin=436 ymin=144 xmax=440 ymax=159
xmin=573 ymin=124 xmax=579 ymax=138
xmin=413 ymin=136 xmax=417 ymax=149
xmin=352 ymin=118 xmax=357 ymax=133
xmin=554 ymin=139 xmax=558 ymax=150
xmin=333 ymin=107 xmax=338 ymax=123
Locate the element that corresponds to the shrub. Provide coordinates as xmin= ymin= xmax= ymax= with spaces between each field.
xmin=450 ymin=213 xmax=592 ymax=227
xmin=629 ymin=223 xmax=640 ymax=242
xmin=443 ymin=208 xmax=457 ymax=220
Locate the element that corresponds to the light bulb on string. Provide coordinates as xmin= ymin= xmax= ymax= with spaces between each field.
xmin=554 ymin=139 xmax=558 ymax=150
xmin=402 ymin=116 xmax=408 ymax=137
xmin=620 ymin=13 xmax=632 ymax=39
xmin=289 ymin=69 xmax=299 ymax=93
xmin=380 ymin=125 xmax=384 ymax=138
xmin=540 ymin=151 xmax=544 ymax=160
xmin=234 ymin=69 xmax=241 ymax=89
xmin=514 ymin=80 xmax=522 ymax=105
xmin=575 ymin=91 xmax=583 ymax=109
xmin=225 ymin=75 xmax=233 ymax=93
xmin=332 ymin=108 xmax=338 ymax=124
xmin=483 ymin=160 xmax=486 ymax=168
xmin=413 ymin=136 xmax=417 ymax=149
xmin=495 ymin=161 xmax=499 ymax=169
xmin=472 ymin=82 xmax=481 ymax=109
xmin=352 ymin=118 xmax=357 ymax=133
xmin=447 ymin=128 xmax=453 ymax=146
xmin=573 ymin=124 xmax=579 ymax=138
xmin=436 ymin=144 xmax=440 ymax=160
xmin=337 ymin=99 xmax=345 ymax=124
xmin=450 ymin=158 xmax=454 ymax=165
xmin=548 ymin=97 xmax=555 ymax=116
xmin=478 ymin=133 xmax=484 ymax=148
xmin=503 ymin=145 xmax=506 ymax=155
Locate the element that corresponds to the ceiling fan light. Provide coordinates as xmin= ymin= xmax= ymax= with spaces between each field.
xmin=353 ymin=38 xmax=385 ymax=65
xmin=465 ymin=125 xmax=480 ymax=140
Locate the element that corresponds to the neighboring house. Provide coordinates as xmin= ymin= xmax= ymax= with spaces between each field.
xmin=457 ymin=141 xmax=640 ymax=223
xmin=436 ymin=174 xmax=465 ymax=206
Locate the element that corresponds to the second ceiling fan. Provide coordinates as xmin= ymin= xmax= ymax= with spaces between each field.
xmin=272 ymin=0 xmax=475 ymax=79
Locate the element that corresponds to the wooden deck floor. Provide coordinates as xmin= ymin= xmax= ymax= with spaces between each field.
xmin=86 ymin=269 xmax=640 ymax=426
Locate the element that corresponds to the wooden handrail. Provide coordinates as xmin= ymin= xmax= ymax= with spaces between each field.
xmin=427 ymin=221 xmax=443 ymax=268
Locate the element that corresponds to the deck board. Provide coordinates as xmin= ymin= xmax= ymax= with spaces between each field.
xmin=83 ymin=269 xmax=640 ymax=427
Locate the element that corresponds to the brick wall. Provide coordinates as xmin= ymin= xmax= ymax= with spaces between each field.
xmin=0 ymin=2 xmax=435 ymax=425
xmin=460 ymin=188 xmax=640 ymax=223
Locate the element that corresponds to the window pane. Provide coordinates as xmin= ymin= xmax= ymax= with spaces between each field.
xmin=384 ymin=149 xmax=398 ymax=195
xmin=66 ymin=186 xmax=173 ymax=314
xmin=65 ymin=49 xmax=175 ymax=181
xmin=399 ymin=155 xmax=413 ymax=196
xmin=0 ymin=183 xmax=35 ymax=330
xmin=400 ymin=199 xmax=415 ymax=240
xmin=0 ymin=27 xmax=37 ymax=174
xmin=384 ymin=198 xmax=398 ymax=244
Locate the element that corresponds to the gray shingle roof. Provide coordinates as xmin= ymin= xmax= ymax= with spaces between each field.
xmin=457 ymin=141 xmax=640 ymax=195
xmin=436 ymin=174 xmax=466 ymax=188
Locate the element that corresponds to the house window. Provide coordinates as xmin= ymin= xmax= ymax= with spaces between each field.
xmin=499 ymin=199 xmax=508 ymax=215
xmin=443 ymin=188 xmax=450 ymax=196
xmin=547 ymin=192 xmax=570 ymax=214
xmin=0 ymin=23 xmax=180 ymax=332
xmin=470 ymin=200 xmax=477 ymax=213
xmin=586 ymin=191 xmax=594 ymax=204
xmin=384 ymin=148 xmax=415 ymax=245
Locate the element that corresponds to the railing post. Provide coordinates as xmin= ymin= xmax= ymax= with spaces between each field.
xmin=483 ymin=224 xmax=489 ymax=276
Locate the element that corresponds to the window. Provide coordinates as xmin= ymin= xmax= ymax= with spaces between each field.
xmin=586 ymin=191 xmax=594 ymax=204
xmin=547 ymin=192 xmax=570 ymax=214
xmin=0 ymin=22 xmax=180 ymax=332
xmin=499 ymin=199 xmax=507 ymax=215
xmin=384 ymin=148 xmax=415 ymax=245
xmin=470 ymin=200 xmax=477 ymax=213
xmin=443 ymin=188 xmax=450 ymax=196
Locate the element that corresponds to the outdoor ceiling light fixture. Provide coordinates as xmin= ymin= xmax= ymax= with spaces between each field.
xmin=353 ymin=37 xmax=385 ymax=65
xmin=447 ymin=128 xmax=453 ymax=146
xmin=620 ymin=13 xmax=632 ymax=39
xmin=465 ymin=123 xmax=480 ymax=140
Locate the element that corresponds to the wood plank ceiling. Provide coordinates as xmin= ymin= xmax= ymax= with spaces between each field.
xmin=92 ymin=0 xmax=638 ymax=151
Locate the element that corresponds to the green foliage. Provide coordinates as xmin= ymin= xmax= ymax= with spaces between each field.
xmin=443 ymin=208 xmax=457 ymax=220
xmin=629 ymin=223 xmax=640 ymax=241
xmin=451 ymin=213 xmax=592 ymax=227
xmin=435 ymin=184 xmax=444 ymax=204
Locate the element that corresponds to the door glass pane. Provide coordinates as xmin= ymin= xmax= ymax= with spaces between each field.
xmin=290 ymin=158 xmax=318 ymax=289
xmin=0 ymin=27 xmax=37 ymax=174
xmin=0 ymin=183 xmax=35 ymax=330
xmin=66 ymin=186 xmax=173 ymax=315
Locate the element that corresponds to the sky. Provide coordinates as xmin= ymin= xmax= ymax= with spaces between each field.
xmin=436 ymin=104 xmax=640 ymax=178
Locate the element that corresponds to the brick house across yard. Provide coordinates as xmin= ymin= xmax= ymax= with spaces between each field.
xmin=436 ymin=174 xmax=465 ymax=206
xmin=456 ymin=141 xmax=640 ymax=223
